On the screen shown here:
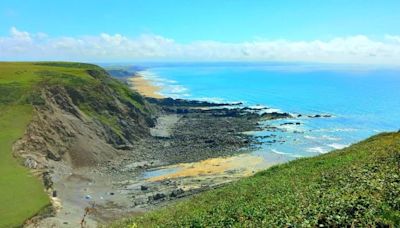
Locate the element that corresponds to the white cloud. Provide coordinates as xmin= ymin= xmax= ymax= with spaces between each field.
xmin=385 ymin=35 xmax=400 ymax=43
xmin=1 ymin=27 xmax=400 ymax=65
xmin=10 ymin=26 xmax=32 ymax=41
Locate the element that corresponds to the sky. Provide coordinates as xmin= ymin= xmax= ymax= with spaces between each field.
xmin=1 ymin=0 xmax=400 ymax=65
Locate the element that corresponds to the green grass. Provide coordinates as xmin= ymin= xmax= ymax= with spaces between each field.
xmin=0 ymin=105 xmax=49 ymax=228
xmin=0 ymin=61 xmax=150 ymax=135
xmin=112 ymin=132 xmax=400 ymax=227
xmin=0 ymin=62 xmax=150 ymax=227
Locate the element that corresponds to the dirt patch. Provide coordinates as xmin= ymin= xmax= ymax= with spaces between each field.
xmin=150 ymin=114 xmax=180 ymax=138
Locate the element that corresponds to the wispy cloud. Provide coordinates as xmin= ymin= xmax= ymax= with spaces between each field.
xmin=385 ymin=35 xmax=400 ymax=44
xmin=1 ymin=27 xmax=400 ymax=65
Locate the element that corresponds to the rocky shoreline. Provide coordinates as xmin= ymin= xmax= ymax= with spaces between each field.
xmin=29 ymin=97 xmax=297 ymax=227
xmin=1 ymin=63 xmax=339 ymax=228
xmin=25 ymin=90 xmax=336 ymax=228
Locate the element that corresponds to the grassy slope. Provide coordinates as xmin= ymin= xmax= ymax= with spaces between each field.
xmin=0 ymin=62 xmax=148 ymax=227
xmin=0 ymin=105 xmax=49 ymax=228
xmin=113 ymin=132 xmax=400 ymax=227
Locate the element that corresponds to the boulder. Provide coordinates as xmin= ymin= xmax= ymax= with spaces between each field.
xmin=151 ymin=193 xmax=166 ymax=201
xmin=24 ymin=157 xmax=38 ymax=169
xmin=170 ymin=188 xmax=185 ymax=197
xmin=140 ymin=185 xmax=149 ymax=191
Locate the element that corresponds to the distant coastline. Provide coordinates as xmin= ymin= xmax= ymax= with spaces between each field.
xmin=128 ymin=73 xmax=164 ymax=98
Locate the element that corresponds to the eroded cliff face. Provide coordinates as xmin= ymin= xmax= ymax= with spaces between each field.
xmin=12 ymin=68 xmax=157 ymax=181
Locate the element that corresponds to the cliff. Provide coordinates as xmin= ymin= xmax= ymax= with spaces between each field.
xmin=0 ymin=62 xmax=157 ymax=227
xmin=12 ymin=62 xmax=157 ymax=169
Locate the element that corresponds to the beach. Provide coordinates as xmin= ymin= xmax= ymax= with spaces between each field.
xmin=128 ymin=74 xmax=164 ymax=98
xmin=34 ymin=85 xmax=285 ymax=227
xmin=134 ymin=64 xmax=400 ymax=160
xmin=37 ymin=68 xmax=346 ymax=227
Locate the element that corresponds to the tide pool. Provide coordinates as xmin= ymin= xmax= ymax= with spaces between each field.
xmin=135 ymin=62 xmax=400 ymax=162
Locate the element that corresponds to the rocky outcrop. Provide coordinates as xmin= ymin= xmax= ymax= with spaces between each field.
xmin=147 ymin=97 xmax=242 ymax=107
xmin=13 ymin=69 xmax=157 ymax=173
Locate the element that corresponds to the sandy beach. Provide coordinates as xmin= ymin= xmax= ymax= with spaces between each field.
xmin=147 ymin=154 xmax=265 ymax=182
xmin=128 ymin=74 xmax=164 ymax=98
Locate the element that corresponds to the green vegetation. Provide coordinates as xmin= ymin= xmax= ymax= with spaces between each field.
xmin=0 ymin=62 xmax=149 ymax=227
xmin=0 ymin=105 xmax=49 ymax=228
xmin=2 ymin=62 xmax=399 ymax=227
xmin=113 ymin=132 xmax=400 ymax=227
xmin=0 ymin=61 xmax=150 ymax=139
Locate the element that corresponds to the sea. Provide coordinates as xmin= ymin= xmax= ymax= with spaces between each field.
xmin=124 ymin=62 xmax=400 ymax=164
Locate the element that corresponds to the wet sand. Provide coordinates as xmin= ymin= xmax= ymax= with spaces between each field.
xmin=147 ymin=154 xmax=265 ymax=182
xmin=128 ymin=74 xmax=164 ymax=98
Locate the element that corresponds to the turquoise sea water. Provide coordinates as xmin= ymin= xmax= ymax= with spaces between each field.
xmin=135 ymin=63 xmax=400 ymax=163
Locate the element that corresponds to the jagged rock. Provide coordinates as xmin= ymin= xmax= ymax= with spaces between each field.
xmin=150 ymin=193 xmax=166 ymax=201
xmin=46 ymin=149 xmax=61 ymax=161
xmin=42 ymin=172 xmax=53 ymax=189
xmin=308 ymin=114 xmax=332 ymax=118
xmin=146 ymin=97 xmax=241 ymax=107
xmin=140 ymin=185 xmax=149 ymax=191
xmin=170 ymin=188 xmax=184 ymax=197
xmin=261 ymin=112 xmax=291 ymax=120
xmin=177 ymin=109 xmax=189 ymax=114
xmin=116 ymin=144 xmax=134 ymax=150
xmin=24 ymin=157 xmax=38 ymax=169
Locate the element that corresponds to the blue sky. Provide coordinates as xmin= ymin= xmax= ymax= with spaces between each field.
xmin=1 ymin=0 xmax=400 ymax=64
xmin=2 ymin=0 xmax=400 ymax=42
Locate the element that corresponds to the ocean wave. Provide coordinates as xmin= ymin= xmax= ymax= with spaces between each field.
xmin=159 ymin=92 xmax=190 ymax=98
xmin=259 ymin=108 xmax=282 ymax=114
xmin=307 ymin=147 xmax=328 ymax=154
xmin=291 ymin=154 xmax=305 ymax=158
xmin=328 ymin=143 xmax=348 ymax=149
xmin=314 ymin=128 xmax=358 ymax=133
xmin=277 ymin=123 xmax=303 ymax=132
xmin=271 ymin=149 xmax=290 ymax=155
xmin=195 ymin=97 xmax=228 ymax=103
xmin=321 ymin=135 xmax=341 ymax=141
xmin=304 ymin=134 xmax=341 ymax=141
xmin=271 ymin=149 xmax=303 ymax=158
xmin=137 ymin=70 xmax=191 ymax=98
xmin=158 ymin=85 xmax=190 ymax=98
xmin=332 ymin=128 xmax=358 ymax=132
xmin=248 ymin=105 xmax=269 ymax=110
xmin=194 ymin=97 xmax=245 ymax=105
xmin=304 ymin=135 xmax=317 ymax=140
xmin=136 ymin=70 xmax=159 ymax=80
xmin=165 ymin=85 xmax=188 ymax=94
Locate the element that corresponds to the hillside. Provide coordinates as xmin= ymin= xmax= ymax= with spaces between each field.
xmin=2 ymin=62 xmax=399 ymax=227
xmin=1 ymin=62 xmax=279 ymax=227
xmin=0 ymin=62 xmax=156 ymax=227
xmin=113 ymin=132 xmax=400 ymax=227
